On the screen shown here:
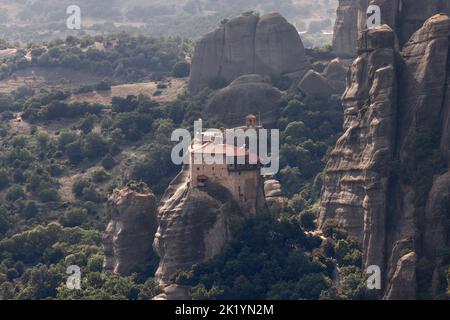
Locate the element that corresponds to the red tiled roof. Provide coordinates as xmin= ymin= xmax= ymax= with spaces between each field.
xmin=191 ymin=141 xmax=245 ymax=155
xmin=191 ymin=141 xmax=259 ymax=163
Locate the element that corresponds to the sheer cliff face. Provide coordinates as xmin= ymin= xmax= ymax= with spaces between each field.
xmin=188 ymin=12 xmax=308 ymax=94
xmin=332 ymin=0 xmax=450 ymax=58
xmin=320 ymin=14 xmax=450 ymax=299
xmin=153 ymin=167 xmax=268 ymax=286
xmin=332 ymin=0 xmax=366 ymax=57
xmin=319 ymin=25 xmax=397 ymax=268
xmin=153 ymin=169 xmax=239 ymax=284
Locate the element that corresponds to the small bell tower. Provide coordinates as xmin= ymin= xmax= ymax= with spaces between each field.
xmin=245 ymin=114 xmax=257 ymax=128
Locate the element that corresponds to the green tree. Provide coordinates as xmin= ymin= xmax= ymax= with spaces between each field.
xmin=0 ymin=169 xmax=10 ymax=190
xmin=6 ymin=185 xmax=26 ymax=202
xmin=78 ymin=115 xmax=97 ymax=134
xmin=59 ymin=208 xmax=87 ymax=227
xmin=91 ymin=167 xmax=110 ymax=183
xmin=101 ymin=154 xmax=116 ymax=170
xmin=299 ymin=207 xmax=318 ymax=231
xmin=38 ymin=188 xmax=59 ymax=202
xmin=21 ymin=201 xmax=39 ymax=218
xmin=82 ymin=133 xmax=110 ymax=159
xmin=72 ymin=179 xmax=91 ymax=198
xmin=0 ymin=206 xmax=10 ymax=236
xmin=87 ymin=254 xmax=104 ymax=272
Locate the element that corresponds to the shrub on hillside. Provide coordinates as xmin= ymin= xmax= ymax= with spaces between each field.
xmin=0 ymin=169 xmax=10 ymax=190
xmin=59 ymin=208 xmax=88 ymax=227
xmin=5 ymin=185 xmax=26 ymax=202
xmin=92 ymin=167 xmax=110 ymax=183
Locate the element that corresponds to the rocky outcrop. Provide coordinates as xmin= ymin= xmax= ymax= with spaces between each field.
xmin=332 ymin=0 xmax=364 ymax=57
xmin=320 ymin=13 xmax=450 ymax=299
xmin=323 ymin=58 xmax=350 ymax=94
xmin=103 ymin=187 xmax=158 ymax=275
xmin=205 ymin=74 xmax=282 ymax=126
xmin=319 ymin=24 xmax=398 ymax=270
xmin=188 ymin=12 xmax=308 ymax=94
xmin=297 ymin=59 xmax=349 ymax=98
xmin=332 ymin=0 xmax=450 ymax=58
xmin=393 ymin=0 xmax=449 ymax=45
xmin=424 ymin=173 xmax=450 ymax=260
xmin=298 ymin=70 xmax=334 ymax=98
xmin=384 ymin=252 xmax=417 ymax=300
xmin=153 ymin=168 xmax=241 ymax=284
xmin=264 ymin=179 xmax=288 ymax=216
xmin=254 ymin=13 xmax=308 ymax=77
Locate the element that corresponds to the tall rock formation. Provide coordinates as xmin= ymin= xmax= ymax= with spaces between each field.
xmin=103 ymin=186 xmax=158 ymax=275
xmin=332 ymin=0 xmax=450 ymax=58
xmin=319 ymin=23 xmax=397 ymax=270
xmin=153 ymin=168 xmax=243 ymax=284
xmin=320 ymin=14 xmax=450 ymax=299
xmin=188 ymin=12 xmax=308 ymax=94
xmin=332 ymin=0 xmax=365 ymax=57
xmin=264 ymin=179 xmax=288 ymax=216
xmin=398 ymin=13 xmax=450 ymax=299
xmin=154 ymin=163 xmax=270 ymax=288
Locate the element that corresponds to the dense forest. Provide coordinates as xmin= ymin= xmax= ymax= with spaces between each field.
xmin=0 ymin=33 xmax=189 ymax=83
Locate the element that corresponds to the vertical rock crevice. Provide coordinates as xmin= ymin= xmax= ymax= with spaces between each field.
xmin=322 ymin=12 xmax=450 ymax=299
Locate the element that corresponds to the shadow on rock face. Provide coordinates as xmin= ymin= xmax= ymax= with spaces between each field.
xmin=153 ymin=170 xmax=242 ymax=285
xmin=103 ymin=187 xmax=158 ymax=276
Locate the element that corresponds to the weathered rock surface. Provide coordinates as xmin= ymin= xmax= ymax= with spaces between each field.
xmin=205 ymin=74 xmax=282 ymax=126
xmin=103 ymin=188 xmax=158 ymax=275
xmin=392 ymin=0 xmax=449 ymax=44
xmin=264 ymin=179 xmax=288 ymax=215
xmin=423 ymin=170 xmax=450 ymax=298
xmin=384 ymin=252 xmax=417 ymax=300
xmin=254 ymin=13 xmax=307 ymax=77
xmin=332 ymin=0 xmax=364 ymax=57
xmin=323 ymin=58 xmax=350 ymax=94
xmin=153 ymin=168 xmax=241 ymax=284
xmin=298 ymin=70 xmax=334 ymax=98
xmin=319 ymin=25 xmax=397 ymax=271
xmin=188 ymin=12 xmax=308 ymax=94
xmin=332 ymin=0 xmax=450 ymax=57
xmin=424 ymin=172 xmax=450 ymax=263
xmin=320 ymin=13 xmax=450 ymax=299
xmin=297 ymin=59 xmax=349 ymax=98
